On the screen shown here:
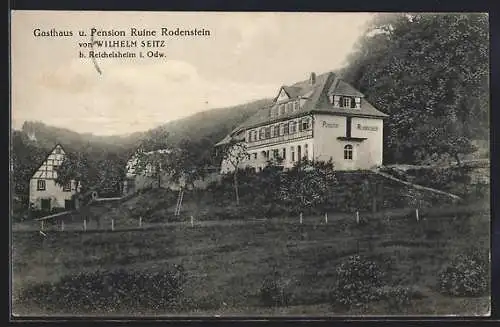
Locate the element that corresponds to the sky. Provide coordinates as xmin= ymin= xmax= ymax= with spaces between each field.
xmin=11 ymin=11 xmax=374 ymax=136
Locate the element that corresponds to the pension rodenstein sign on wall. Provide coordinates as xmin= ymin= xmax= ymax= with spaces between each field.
xmin=32 ymin=27 xmax=212 ymax=60
xmin=322 ymin=121 xmax=339 ymax=128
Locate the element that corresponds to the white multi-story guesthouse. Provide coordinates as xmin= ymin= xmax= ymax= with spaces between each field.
xmin=216 ymin=71 xmax=389 ymax=173
xmin=29 ymin=144 xmax=80 ymax=211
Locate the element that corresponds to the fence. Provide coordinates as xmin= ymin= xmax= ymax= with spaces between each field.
xmin=17 ymin=200 xmax=487 ymax=234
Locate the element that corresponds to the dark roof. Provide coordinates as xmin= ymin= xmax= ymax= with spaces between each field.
xmin=231 ymin=71 xmax=388 ymax=134
xmin=328 ymin=79 xmax=365 ymax=97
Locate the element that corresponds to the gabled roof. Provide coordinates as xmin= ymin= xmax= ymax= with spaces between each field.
xmin=31 ymin=143 xmax=67 ymax=180
xmin=231 ymin=71 xmax=388 ymax=134
xmin=327 ymin=79 xmax=365 ymax=98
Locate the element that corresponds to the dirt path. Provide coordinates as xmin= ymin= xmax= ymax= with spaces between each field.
xmin=372 ymin=168 xmax=462 ymax=202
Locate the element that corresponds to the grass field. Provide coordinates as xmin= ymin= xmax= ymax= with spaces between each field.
xmin=11 ymin=199 xmax=490 ymax=316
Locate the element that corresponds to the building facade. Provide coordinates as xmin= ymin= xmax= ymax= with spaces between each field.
xmin=216 ymin=71 xmax=389 ymax=173
xmin=29 ymin=144 xmax=80 ymax=211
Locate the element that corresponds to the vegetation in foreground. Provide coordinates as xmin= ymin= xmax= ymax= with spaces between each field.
xmin=12 ymin=201 xmax=489 ymax=316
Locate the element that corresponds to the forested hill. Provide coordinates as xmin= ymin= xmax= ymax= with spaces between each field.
xmin=338 ymin=13 xmax=489 ymax=164
xmin=139 ymin=98 xmax=272 ymax=150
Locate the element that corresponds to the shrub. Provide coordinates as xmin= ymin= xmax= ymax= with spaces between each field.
xmin=438 ymin=251 xmax=489 ymax=297
xmin=377 ymin=286 xmax=425 ymax=312
xmin=331 ymin=255 xmax=384 ymax=307
xmin=19 ymin=265 xmax=187 ymax=314
xmin=259 ymin=271 xmax=291 ymax=307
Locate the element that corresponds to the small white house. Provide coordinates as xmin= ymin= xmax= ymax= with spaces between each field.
xmin=29 ymin=144 xmax=80 ymax=211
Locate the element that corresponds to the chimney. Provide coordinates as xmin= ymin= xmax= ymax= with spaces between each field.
xmin=310 ymin=72 xmax=316 ymax=85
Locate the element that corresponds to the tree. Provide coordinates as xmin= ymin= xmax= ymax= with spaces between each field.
xmin=55 ymin=150 xmax=99 ymax=194
xmin=280 ymin=159 xmax=337 ymax=215
xmin=220 ymin=139 xmax=250 ymax=205
xmin=11 ymin=131 xmax=48 ymax=196
xmin=132 ymin=148 xmax=172 ymax=189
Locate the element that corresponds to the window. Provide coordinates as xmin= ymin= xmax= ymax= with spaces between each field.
xmin=261 ymin=151 xmax=267 ymax=159
xmin=279 ymin=123 xmax=285 ymax=135
xmin=265 ymin=127 xmax=271 ymax=139
xmin=63 ymin=181 xmax=72 ymax=192
xmin=282 ymin=148 xmax=286 ymax=160
xmin=300 ymin=118 xmax=310 ymax=131
xmin=291 ymin=146 xmax=295 ymax=162
xmin=286 ymin=102 xmax=293 ymax=113
xmin=290 ymin=121 xmax=297 ymax=133
xmin=37 ymin=179 xmax=46 ymax=191
xmin=253 ymin=153 xmax=257 ymax=159
xmin=283 ymin=123 xmax=289 ymax=135
xmin=279 ymin=104 xmax=285 ymax=116
xmin=346 ymin=117 xmax=352 ymax=138
xmin=273 ymin=125 xmax=280 ymax=137
xmin=344 ymin=145 xmax=353 ymax=160
xmin=248 ymin=131 xmax=252 ymax=142
xmin=273 ymin=149 xmax=279 ymax=159
xmin=304 ymin=144 xmax=309 ymax=160
xmin=259 ymin=128 xmax=266 ymax=140
xmin=342 ymin=97 xmax=351 ymax=108
xmin=297 ymin=145 xmax=302 ymax=162
xmin=55 ymin=148 xmax=62 ymax=154
xmin=355 ymin=97 xmax=361 ymax=108
xmin=294 ymin=101 xmax=299 ymax=111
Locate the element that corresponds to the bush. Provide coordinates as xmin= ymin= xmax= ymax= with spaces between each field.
xmin=331 ymin=255 xmax=384 ymax=307
xmin=259 ymin=271 xmax=291 ymax=307
xmin=438 ymin=251 xmax=489 ymax=297
xmin=377 ymin=286 xmax=425 ymax=312
xmin=18 ymin=265 xmax=187 ymax=314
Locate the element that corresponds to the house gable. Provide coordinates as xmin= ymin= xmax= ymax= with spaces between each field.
xmin=275 ymin=87 xmax=290 ymax=102
xmin=31 ymin=144 xmax=66 ymax=180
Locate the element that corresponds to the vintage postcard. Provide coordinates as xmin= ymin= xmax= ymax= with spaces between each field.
xmin=10 ymin=11 xmax=490 ymax=317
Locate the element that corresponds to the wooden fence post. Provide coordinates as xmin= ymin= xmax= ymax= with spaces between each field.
xmin=190 ymin=216 xmax=194 ymax=228
xmin=40 ymin=220 xmax=44 ymax=231
xmin=356 ymin=211 xmax=360 ymax=224
xmin=299 ymin=212 xmax=303 ymax=225
xmin=111 ymin=219 xmax=115 ymax=231
xmin=61 ymin=220 xmax=64 ymax=232
xmin=83 ymin=219 xmax=87 ymax=231
xmin=324 ymin=212 xmax=328 ymax=224
xmin=416 ymin=208 xmax=419 ymax=222
xmin=139 ymin=216 xmax=142 ymax=227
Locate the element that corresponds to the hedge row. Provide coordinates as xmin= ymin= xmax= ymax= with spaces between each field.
xmin=17 ymin=266 xmax=186 ymax=314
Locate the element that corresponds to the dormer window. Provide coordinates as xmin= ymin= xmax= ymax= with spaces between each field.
xmin=279 ymin=104 xmax=285 ymax=116
xmin=294 ymin=101 xmax=300 ymax=111
xmin=355 ymin=97 xmax=361 ymax=108
xmin=342 ymin=97 xmax=351 ymax=108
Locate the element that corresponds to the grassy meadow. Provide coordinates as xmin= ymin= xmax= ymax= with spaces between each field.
xmin=12 ymin=198 xmax=490 ymax=316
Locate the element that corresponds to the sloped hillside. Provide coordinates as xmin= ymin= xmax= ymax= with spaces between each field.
xmin=141 ymin=98 xmax=272 ymax=147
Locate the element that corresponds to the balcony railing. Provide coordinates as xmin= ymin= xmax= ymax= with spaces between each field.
xmin=247 ymin=129 xmax=313 ymax=148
